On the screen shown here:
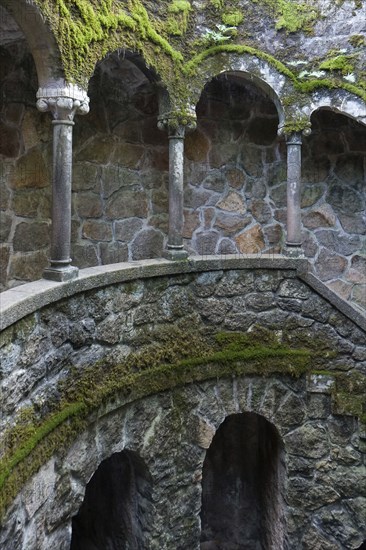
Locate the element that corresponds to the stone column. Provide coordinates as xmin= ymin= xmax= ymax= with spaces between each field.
xmin=285 ymin=131 xmax=302 ymax=255
xmin=37 ymin=87 xmax=89 ymax=281
xmin=158 ymin=113 xmax=196 ymax=260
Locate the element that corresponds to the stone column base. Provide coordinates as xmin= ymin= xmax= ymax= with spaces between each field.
xmin=284 ymin=244 xmax=304 ymax=258
xmin=43 ymin=265 xmax=79 ymax=282
xmin=163 ymin=248 xmax=188 ymax=261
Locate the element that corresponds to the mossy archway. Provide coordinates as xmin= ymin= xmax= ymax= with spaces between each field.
xmin=0 ymin=0 xmax=64 ymax=87
xmin=70 ymin=450 xmax=153 ymax=550
xmin=200 ymin=412 xmax=286 ymax=549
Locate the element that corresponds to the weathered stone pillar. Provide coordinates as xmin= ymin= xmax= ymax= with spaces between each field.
xmin=158 ymin=113 xmax=196 ymax=260
xmin=281 ymin=126 xmax=310 ymax=258
xmin=37 ymin=87 xmax=89 ymax=281
xmin=285 ymin=131 xmax=303 ymax=256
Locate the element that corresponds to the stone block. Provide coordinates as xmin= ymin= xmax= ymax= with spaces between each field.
xmin=202 ymin=172 xmax=226 ymax=193
xmin=100 ymin=242 xmax=128 ymax=264
xmin=238 ymin=145 xmax=264 ymax=178
xmin=246 ymin=292 xmax=274 ymax=311
xmin=82 ymin=220 xmax=112 ymax=241
xmin=9 ymin=250 xmax=48 ymax=281
xmin=184 ymin=186 xmax=211 ymax=209
xmin=302 ymin=155 xmax=330 ymax=183
xmin=264 ymin=223 xmax=283 ymax=246
xmin=0 ymin=121 xmax=20 ymax=157
xmin=75 ymin=192 xmax=103 ymax=218
xmin=115 ymin=217 xmax=144 ymax=242
xmin=202 ymin=207 xmax=215 ymax=230
xmin=307 ymin=374 xmax=335 ymax=394
xmin=0 ymin=245 xmax=10 ymax=285
xmin=328 ymin=280 xmax=352 ymax=301
xmin=339 ymin=213 xmax=366 ymax=235
xmin=284 ymin=423 xmax=329 ymax=458
xmin=0 ymin=211 xmax=12 ymax=242
xmin=193 ymin=417 xmax=215 ymax=449
xmin=334 ymin=154 xmax=364 ymax=187
xmin=302 ymin=204 xmax=336 ymax=229
xmin=347 ymin=255 xmax=366 ymax=283
xmin=269 ymin=182 xmax=286 ymax=207
xmin=148 ymin=214 xmax=169 ymax=233
xmin=151 ymin=186 xmax=168 ymax=214
xmin=214 ymin=213 xmax=251 ymax=235
xmin=225 ymin=167 xmax=245 ymax=189
xmin=146 ymin=145 xmax=169 ymax=171
xmin=278 ymin=279 xmax=311 ymax=299
xmin=209 ymin=143 xmax=236 ymax=169
xmin=102 ymin=165 xmax=141 ymax=198
xmin=249 ymin=199 xmax=272 ymax=223
xmin=76 ymin=136 xmax=115 ymax=163
xmin=72 ymin=162 xmax=100 ymax=192
xmin=185 ymin=129 xmax=210 ymax=162
xmin=22 ymin=109 xmax=50 ymax=150
xmin=12 ymin=189 xmax=50 ymax=218
xmin=216 ymin=238 xmax=238 ymax=255
xmin=13 ymin=222 xmax=50 ymax=252
xmin=196 ymin=297 xmax=232 ymax=324
xmin=351 ymin=284 xmax=366 ymax=309
xmin=315 ymin=230 xmax=360 ymax=256
xmin=301 ymin=183 xmax=325 ymax=208
xmin=183 ymin=210 xmax=200 ymax=238
xmin=71 ymin=244 xmax=99 ymax=268
xmin=110 ymin=142 xmax=145 ymax=169
xmin=327 ymin=183 xmax=364 ymax=214
xmin=195 ymin=231 xmax=220 ymax=255
xmin=302 ymin=230 xmax=318 ymax=258
xmin=235 ymin=225 xmax=265 ymax=254
xmin=9 ymin=149 xmax=49 ymax=189
xmin=216 ymin=191 xmax=245 ymax=214
xmin=302 ymin=295 xmax=332 ymax=323
xmin=131 ymin=228 xmax=164 ymax=260
xmin=315 ymin=248 xmax=347 ymax=281
xmin=106 ymin=188 xmax=148 ymax=219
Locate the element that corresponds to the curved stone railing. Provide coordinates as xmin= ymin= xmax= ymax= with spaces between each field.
xmin=1 ymin=255 xmax=365 ymax=332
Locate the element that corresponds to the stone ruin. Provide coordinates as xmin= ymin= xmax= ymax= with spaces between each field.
xmin=0 ymin=0 xmax=365 ymax=548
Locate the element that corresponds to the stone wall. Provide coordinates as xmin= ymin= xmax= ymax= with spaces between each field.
xmin=183 ymin=76 xmax=366 ymax=310
xmin=0 ymin=35 xmax=365 ymax=311
xmin=0 ymin=263 xmax=365 ymax=549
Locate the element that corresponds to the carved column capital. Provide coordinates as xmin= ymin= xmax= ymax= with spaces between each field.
xmin=157 ymin=111 xmax=197 ymax=138
xmin=36 ymin=86 xmax=89 ymax=121
xmin=278 ymin=124 xmax=312 ymax=140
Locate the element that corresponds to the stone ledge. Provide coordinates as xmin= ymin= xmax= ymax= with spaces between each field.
xmin=299 ymin=271 xmax=366 ymax=332
xmin=0 ymin=254 xmax=365 ymax=332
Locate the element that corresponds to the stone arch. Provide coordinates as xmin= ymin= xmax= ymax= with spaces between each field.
xmin=200 ymin=411 xmax=286 ymax=550
xmin=68 ymin=47 xmax=168 ymax=268
xmin=0 ymin=0 xmax=65 ymax=87
xmin=309 ymin=96 xmax=366 ymax=128
xmin=70 ymin=449 xmax=153 ymax=550
xmin=184 ymin=71 xmax=284 ymax=256
xmin=194 ymin=66 xmax=285 ymax=128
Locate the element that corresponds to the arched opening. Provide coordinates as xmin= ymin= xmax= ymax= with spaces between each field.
xmin=0 ymin=4 xmax=52 ymax=290
xmin=71 ymin=50 xmax=167 ymax=268
xmin=200 ymin=412 xmax=286 ymax=549
xmin=184 ymin=72 xmax=283 ymax=257
xmin=70 ymin=450 xmax=153 ymax=550
xmin=355 ymin=543 xmax=366 ymax=550
xmin=302 ymin=108 xmax=366 ymax=311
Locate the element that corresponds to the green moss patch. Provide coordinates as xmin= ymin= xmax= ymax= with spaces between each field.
xmin=222 ymin=10 xmax=244 ymax=26
xmin=33 ymin=0 xmax=366 ymax=114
